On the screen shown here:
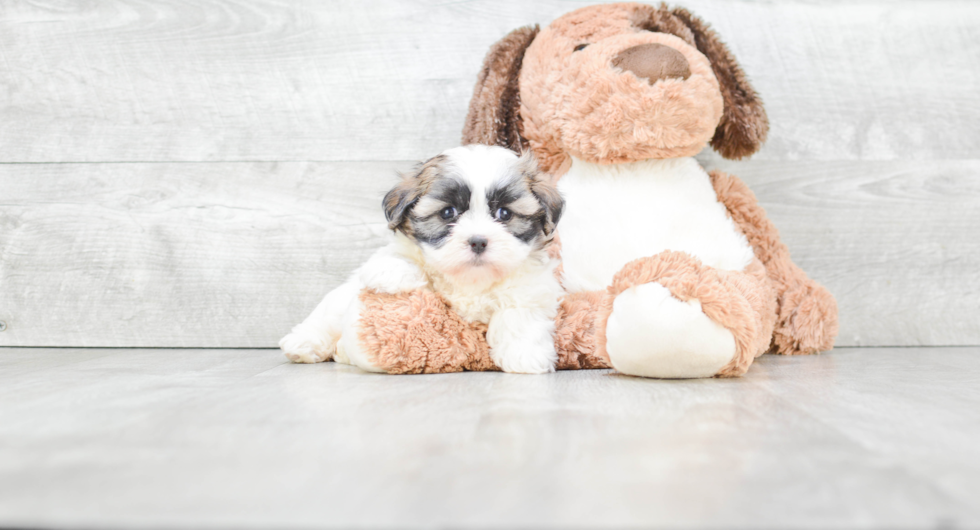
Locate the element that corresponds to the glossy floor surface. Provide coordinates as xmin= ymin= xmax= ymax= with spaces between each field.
xmin=1 ymin=347 xmax=978 ymax=529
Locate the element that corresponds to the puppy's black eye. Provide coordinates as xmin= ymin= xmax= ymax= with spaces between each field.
xmin=494 ymin=207 xmax=512 ymax=222
xmin=573 ymin=43 xmax=589 ymax=52
xmin=439 ymin=206 xmax=457 ymax=220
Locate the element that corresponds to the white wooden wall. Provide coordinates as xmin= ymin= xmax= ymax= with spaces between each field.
xmin=1 ymin=0 xmax=978 ymax=348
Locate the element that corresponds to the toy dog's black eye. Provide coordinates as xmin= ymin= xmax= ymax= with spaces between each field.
xmin=495 ymin=207 xmax=512 ymax=222
xmin=440 ymin=206 xmax=457 ymax=220
xmin=573 ymin=43 xmax=589 ymax=52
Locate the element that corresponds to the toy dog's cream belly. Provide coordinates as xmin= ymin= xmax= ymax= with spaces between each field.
xmin=557 ymin=157 xmax=756 ymax=293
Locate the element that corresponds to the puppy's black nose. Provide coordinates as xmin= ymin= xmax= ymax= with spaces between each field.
xmin=468 ymin=236 xmax=488 ymax=255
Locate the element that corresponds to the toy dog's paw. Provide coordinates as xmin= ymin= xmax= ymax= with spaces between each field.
xmin=279 ymin=328 xmax=337 ymax=364
xmin=491 ymin=336 xmax=558 ymax=374
xmin=774 ymin=280 xmax=839 ymax=355
xmin=605 ymin=283 xmax=736 ymax=378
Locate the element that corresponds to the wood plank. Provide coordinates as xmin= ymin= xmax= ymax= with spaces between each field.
xmin=0 ymin=161 xmax=398 ymax=348
xmin=1 ymin=0 xmax=978 ymax=163
xmin=1 ymin=347 xmax=978 ymax=527
xmin=708 ymin=158 xmax=980 ymax=348
xmin=1 ymin=159 xmax=977 ymax=348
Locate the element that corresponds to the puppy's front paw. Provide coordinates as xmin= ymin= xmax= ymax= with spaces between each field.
xmin=491 ymin=337 xmax=558 ymax=374
xmin=279 ymin=328 xmax=336 ymax=364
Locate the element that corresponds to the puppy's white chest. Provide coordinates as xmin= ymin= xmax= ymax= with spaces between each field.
xmin=557 ymin=157 xmax=755 ymax=292
xmin=426 ymin=255 xmax=563 ymax=325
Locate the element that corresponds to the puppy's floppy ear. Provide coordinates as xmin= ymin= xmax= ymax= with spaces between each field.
xmin=461 ymin=25 xmax=539 ymax=153
xmin=520 ymin=153 xmax=564 ymax=236
xmin=383 ymin=178 xmax=419 ymax=232
xmin=661 ymin=7 xmax=769 ymax=160
xmin=383 ymin=154 xmax=445 ymax=231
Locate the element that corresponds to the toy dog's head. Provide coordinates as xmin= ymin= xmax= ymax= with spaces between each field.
xmin=463 ymin=2 xmax=768 ymax=172
xmin=384 ymin=145 xmax=563 ymax=286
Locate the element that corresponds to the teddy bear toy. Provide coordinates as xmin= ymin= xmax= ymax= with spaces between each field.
xmin=351 ymin=2 xmax=838 ymax=378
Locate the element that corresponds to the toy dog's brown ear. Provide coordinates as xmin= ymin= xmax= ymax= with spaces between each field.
xmin=668 ymin=7 xmax=769 ymax=160
xmin=461 ymin=25 xmax=539 ymax=153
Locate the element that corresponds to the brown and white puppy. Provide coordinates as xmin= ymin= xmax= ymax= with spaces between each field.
xmin=280 ymin=144 xmax=565 ymax=374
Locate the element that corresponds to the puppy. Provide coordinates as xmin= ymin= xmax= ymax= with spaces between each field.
xmin=279 ymin=144 xmax=565 ymax=374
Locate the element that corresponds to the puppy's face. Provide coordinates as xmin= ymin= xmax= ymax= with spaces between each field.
xmin=384 ymin=145 xmax=562 ymax=286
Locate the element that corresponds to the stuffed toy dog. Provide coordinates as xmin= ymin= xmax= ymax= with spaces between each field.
xmin=351 ymin=2 xmax=838 ymax=378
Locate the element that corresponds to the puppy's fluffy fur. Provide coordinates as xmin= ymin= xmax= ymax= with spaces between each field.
xmin=280 ymin=145 xmax=565 ymax=374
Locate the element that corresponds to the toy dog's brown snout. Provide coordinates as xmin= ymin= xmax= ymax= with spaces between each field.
xmin=611 ymin=43 xmax=691 ymax=85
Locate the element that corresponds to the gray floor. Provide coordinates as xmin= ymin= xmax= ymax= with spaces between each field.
xmin=1 ymin=347 xmax=978 ymax=529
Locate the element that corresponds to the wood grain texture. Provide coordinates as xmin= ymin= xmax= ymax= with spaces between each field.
xmin=1 ymin=347 xmax=978 ymax=527
xmin=707 ymin=158 xmax=980 ymax=348
xmin=1 ymin=0 xmax=978 ymax=162
xmin=0 ymin=161 xmax=399 ymax=347
xmin=1 ymin=159 xmax=977 ymax=348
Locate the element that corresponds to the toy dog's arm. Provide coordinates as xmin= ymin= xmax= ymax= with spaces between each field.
xmin=709 ymin=170 xmax=839 ymax=355
xmin=357 ymin=288 xmax=613 ymax=374
xmin=280 ymin=243 xmax=428 ymax=365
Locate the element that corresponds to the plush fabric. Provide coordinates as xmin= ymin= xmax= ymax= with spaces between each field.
xmin=709 ymin=170 xmax=839 ymax=355
xmin=354 ymin=2 xmax=837 ymax=378
xmin=520 ymin=13 xmax=724 ymax=171
xmin=461 ymin=3 xmax=769 ymax=171
xmin=555 ymin=290 xmax=615 ymax=369
xmin=461 ymin=25 xmax=539 ymax=154
xmin=359 ymin=289 xmax=611 ymax=374
xmin=603 ymin=252 xmax=776 ymax=377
